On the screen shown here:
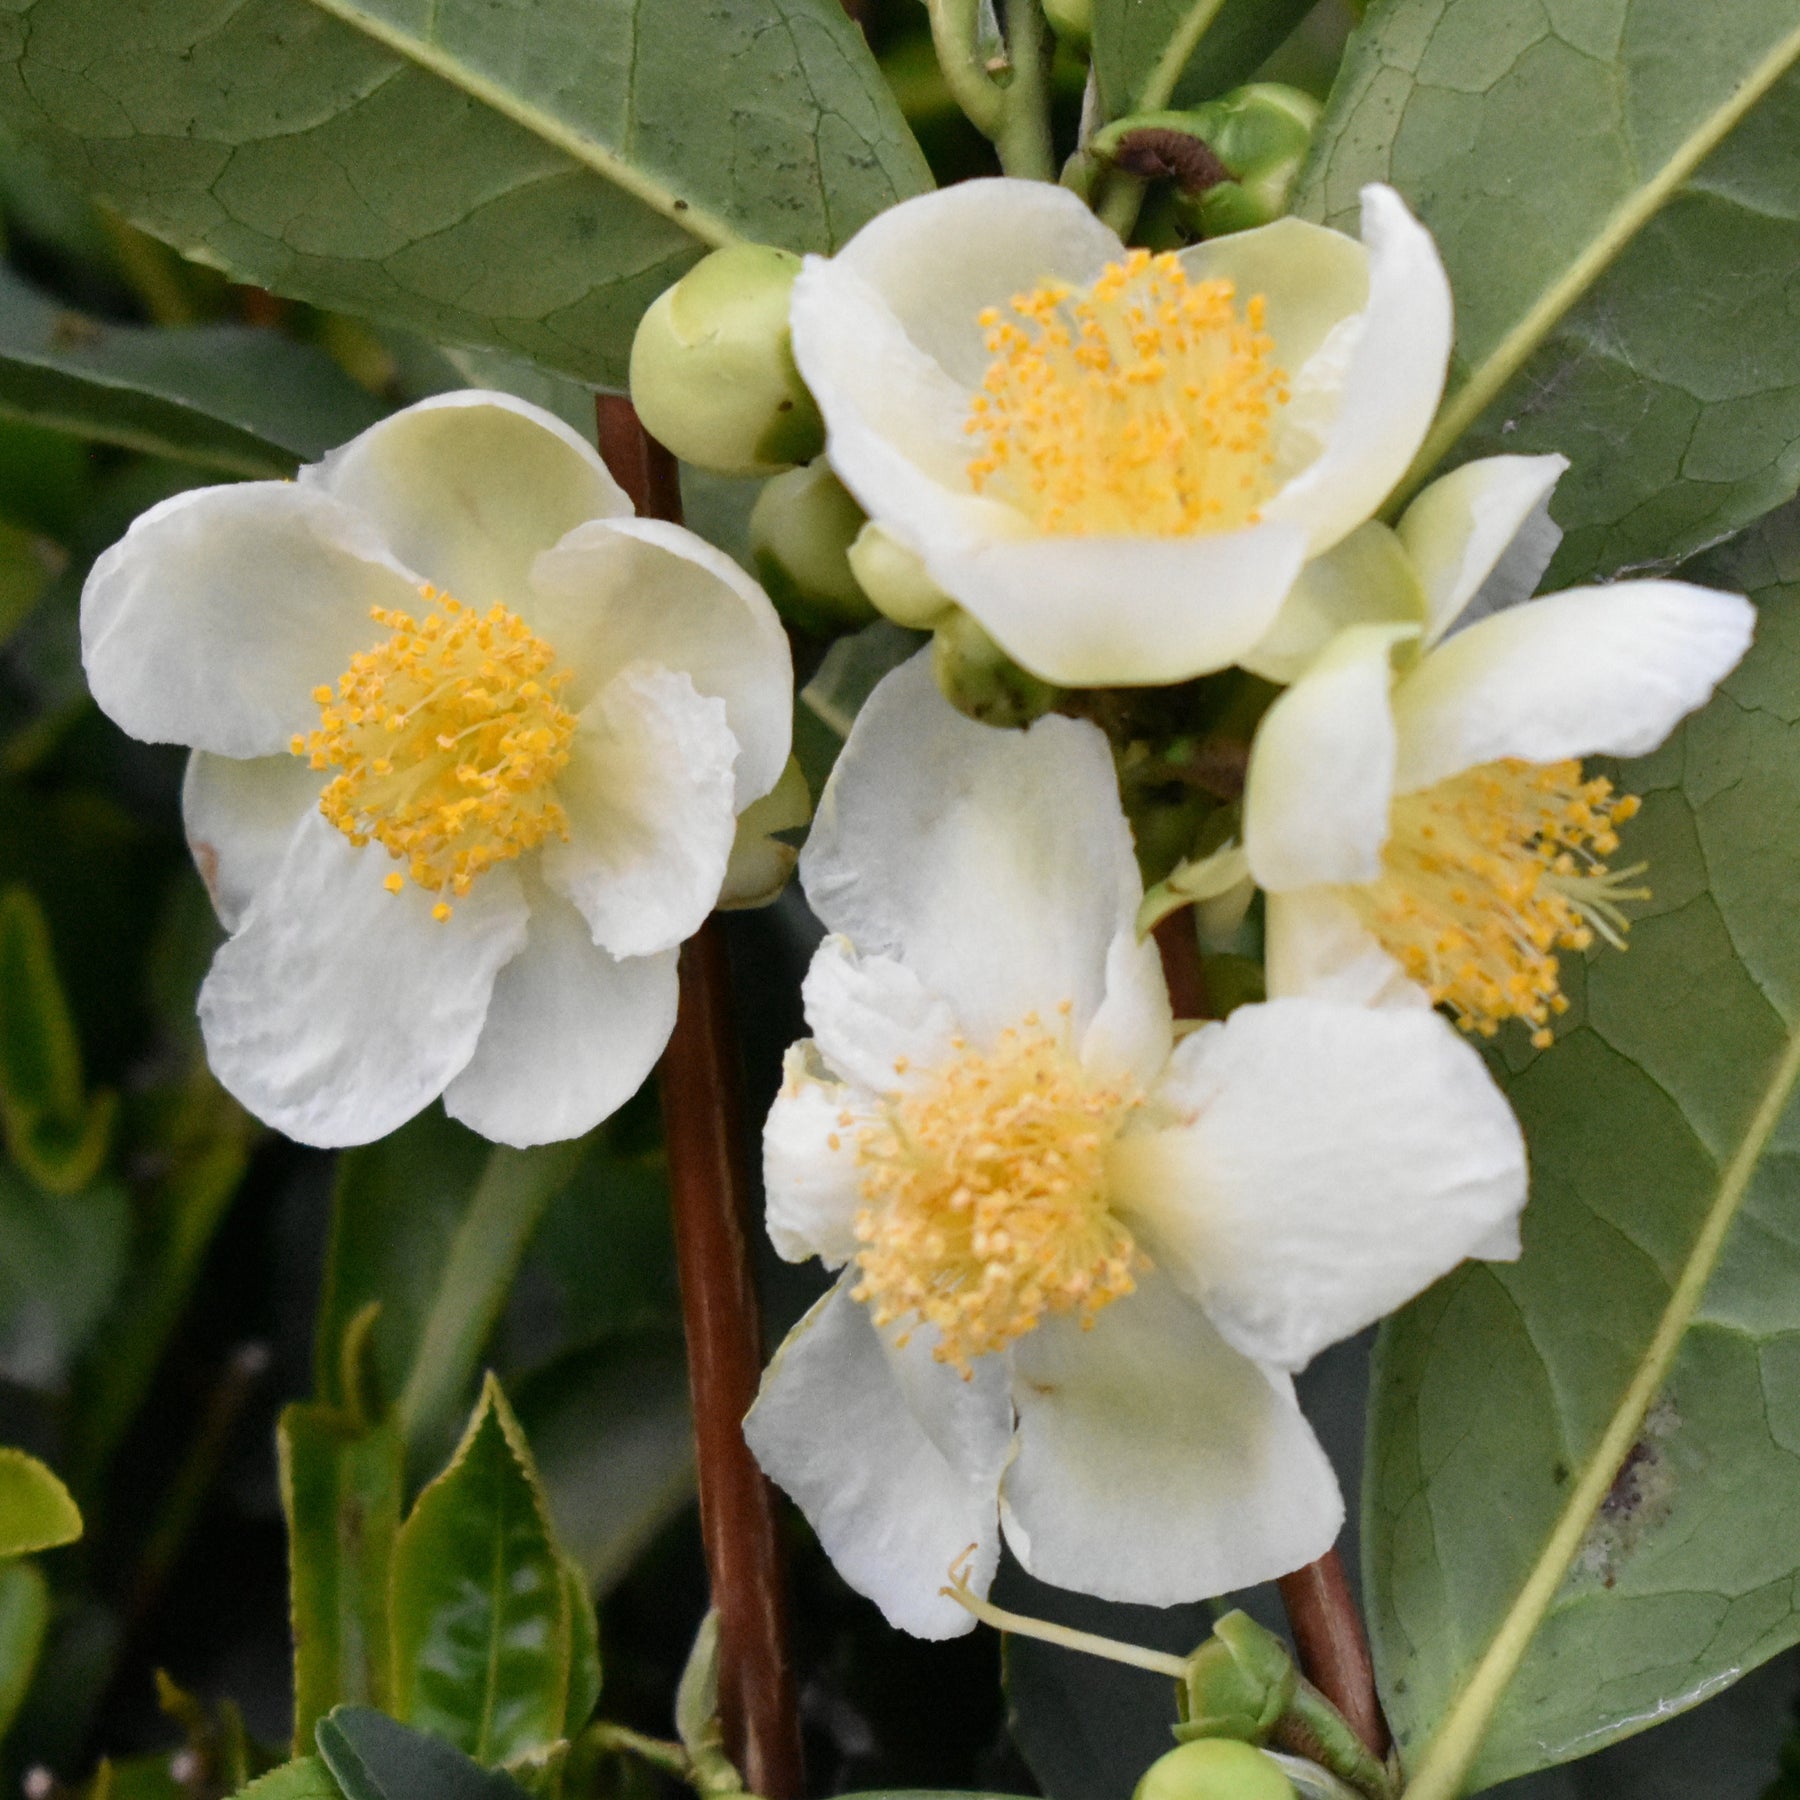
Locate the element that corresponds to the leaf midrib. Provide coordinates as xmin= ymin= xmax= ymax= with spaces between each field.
xmin=303 ymin=0 xmax=740 ymax=251
xmin=1394 ymin=17 xmax=1800 ymax=507
xmin=1400 ymin=1016 xmax=1800 ymax=1800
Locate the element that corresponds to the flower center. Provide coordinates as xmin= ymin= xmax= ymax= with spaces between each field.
xmin=849 ymin=1014 xmax=1142 ymax=1377
xmin=1344 ymin=758 xmax=1646 ymax=1049
xmin=964 ymin=249 xmax=1288 ymax=537
xmin=293 ymin=590 xmax=577 ymax=920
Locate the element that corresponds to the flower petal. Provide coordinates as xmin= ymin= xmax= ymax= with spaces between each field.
xmin=1079 ymin=928 xmax=1174 ymax=1090
xmin=1110 ymin=999 xmax=1526 ymax=1372
xmin=1396 ymin=454 xmax=1567 ymax=645
xmin=300 ymin=391 xmax=629 ymax=608
xmin=1262 ymin=889 xmax=1424 ymax=1010
xmin=1261 ymin=185 xmax=1453 ymax=553
xmin=1391 ymin=582 xmax=1757 ymax=794
xmin=1243 ymin=623 xmax=1412 ymax=892
xmin=526 ymin=517 xmax=792 ymax=809
xmin=801 ymin=653 xmax=1138 ymax=1042
xmin=82 ymin=482 xmax=420 ymax=757
xmin=745 ymin=1276 xmax=1013 ymax=1639
xmin=763 ymin=1043 xmax=870 ymax=1268
xmin=801 ymin=935 xmax=961 ymax=1095
xmin=182 ymin=750 xmax=322 ymax=932
xmin=197 ymin=813 xmax=527 ymax=1147
xmin=442 ymin=880 xmax=677 ymax=1147
xmin=928 ymin=518 xmax=1310 ymax=688
xmin=542 ymin=663 xmax=738 ymax=960
xmin=1000 ymin=1271 xmax=1340 ymax=1604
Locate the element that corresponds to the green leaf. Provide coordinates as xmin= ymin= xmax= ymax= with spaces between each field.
xmin=316 ymin=1708 xmax=528 ymax=1800
xmin=0 ymin=1165 xmax=129 ymax=1391
xmin=1365 ymin=504 xmax=1800 ymax=1796
xmin=558 ymin=1558 xmax=600 ymax=1741
xmin=0 ymin=0 xmax=930 ymax=390
xmin=1295 ymin=3 xmax=1800 ymax=584
xmin=0 ymin=1447 xmax=81 ymax=1555
xmin=0 ymin=264 xmax=386 ymax=476
xmin=0 ymin=518 xmax=58 ymax=650
xmin=0 ymin=1559 xmax=51 ymax=1747
xmin=278 ymin=1404 xmax=405 ymax=1753
xmin=231 ymin=1757 xmax=345 ymax=1800
xmin=389 ymin=1375 xmax=573 ymax=1766
xmin=1091 ymin=0 xmax=1318 ymax=122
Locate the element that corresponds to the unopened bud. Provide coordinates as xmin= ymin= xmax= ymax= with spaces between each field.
xmin=931 ymin=610 xmax=1062 ymax=730
xmin=1041 ymin=0 xmax=1091 ymax=48
xmin=1135 ymin=1740 xmax=1296 ymax=1800
xmin=629 ymin=245 xmax=824 ymax=476
xmin=749 ymin=461 xmax=876 ymax=636
xmin=846 ymin=525 xmax=954 ymax=630
xmin=1175 ymin=1611 xmax=1297 ymax=1744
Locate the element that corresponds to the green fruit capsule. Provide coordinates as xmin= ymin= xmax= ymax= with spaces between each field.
xmin=1135 ymin=1740 xmax=1297 ymax=1800
xmin=629 ymin=244 xmax=825 ymax=476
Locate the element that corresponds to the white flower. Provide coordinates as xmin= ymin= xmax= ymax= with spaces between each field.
xmin=789 ymin=177 xmax=1451 ymax=688
xmin=1242 ymin=455 xmax=1756 ymax=1041
xmin=82 ymin=392 xmax=792 ymax=1149
xmin=744 ymin=655 xmax=1525 ymax=1638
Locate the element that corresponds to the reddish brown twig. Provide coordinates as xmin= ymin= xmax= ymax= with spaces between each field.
xmin=597 ymin=395 xmax=805 ymax=1800
xmin=1153 ymin=911 xmax=1388 ymax=1759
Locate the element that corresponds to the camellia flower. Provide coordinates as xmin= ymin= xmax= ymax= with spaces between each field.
xmin=82 ymin=392 xmax=791 ymax=1149
xmin=1242 ymin=454 xmax=1755 ymax=1043
xmin=744 ymin=655 xmax=1526 ymax=1637
xmin=788 ymin=176 xmax=1451 ymax=687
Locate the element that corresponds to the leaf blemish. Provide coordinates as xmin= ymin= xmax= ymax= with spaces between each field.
xmin=1575 ymin=1396 xmax=1681 ymax=1589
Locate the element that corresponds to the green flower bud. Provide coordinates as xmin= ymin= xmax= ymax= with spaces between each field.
xmin=1135 ymin=1740 xmax=1296 ymax=1800
xmin=1041 ymin=0 xmax=1091 ymax=48
xmin=749 ymin=461 xmax=876 ymax=636
xmin=1174 ymin=1611 xmax=1297 ymax=1745
xmin=847 ymin=524 xmax=954 ymax=630
xmin=931 ymin=609 xmax=1062 ymax=729
xmin=629 ymin=245 xmax=824 ymax=476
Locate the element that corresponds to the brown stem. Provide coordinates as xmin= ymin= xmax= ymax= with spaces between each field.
xmin=596 ymin=395 xmax=805 ymax=1800
xmin=1152 ymin=913 xmax=1389 ymax=1760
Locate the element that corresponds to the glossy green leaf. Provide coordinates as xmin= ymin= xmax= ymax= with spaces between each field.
xmin=389 ymin=1375 xmax=572 ymax=1766
xmin=1091 ymin=0 xmax=1319 ymax=121
xmin=0 ymin=265 xmax=385 ymax=477
xmin=0 ymin=0 xmax=930 ymax=390
xmin=1295 ymin=2 xmax=1800 ymax=585
xmin=0 ymin=1165 xmax=129 ymax=1391
xmin=1365 ymin=504 xmax=1800 ymax=1796
xmin=231 ymin=1758 xmax=345 ymax=1800
xmin=0 ymin=1447 xmax=81 ymax=1555
xmin=0 ymin=1559 xmax=50 ymax=1748
xmin=559 ymin=1558 xmax=600 ymax=1740
xmin=278 ymin=1404 xmax=404 ymax=1753
xmin=316 ymin=1708 xmax=527 ymax=1800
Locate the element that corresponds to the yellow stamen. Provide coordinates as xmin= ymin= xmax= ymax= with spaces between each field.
xmin=1345 ymin=758 xmax=1646 ymax=1050
xmin=852 ymin=1018 xmax=1143 ymax=1377
xmin=299 ymin=588 xmax=577 ymax=919
xmin=965 ymin=249 xmax=1288 ymax=537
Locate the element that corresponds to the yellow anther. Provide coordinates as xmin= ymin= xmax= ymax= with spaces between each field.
xmin=298 ymin=588 xmax=576 ymax=916
xmin=1345 ymin=758 xmax=1647 ymax=1048
xmin=966 ymin=250 xmax=1287 ymax=537
xmin=852 ymin=1020 xmax=1143 ymax=1377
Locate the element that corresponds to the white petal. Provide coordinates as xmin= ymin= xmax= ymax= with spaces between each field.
xmin=744 ymin=1276 xmax=1012 ymax=1639
xmin=527 ymin=517 xmax=792 ymax=809
xmin=1263 ymin=889 xmax=1425 ymax=1011
xmin=1110 ymin=999 xmax=1526 ymax=1372
xmin=542 ymin=663 xmax=738 ymax=960
xmin=830 ymin=178 xmax=1124 ymax=389
xmin=1455 ymin=487 xmax=1564 ymax=637
xmin=182 ymin=750 xmax=322 ymax=931
xmin=300 ymin=390 xmax=629 ymax=608
xmin=801 ymin=935 xmax=960 ymax=1095
xmin=442 ymin=881 xmax=677 ymax=1147
xmin=762 ymin=1044 xmax=870 ymax=1268
xmin=1079 ymin=928 xmax=1173 ymax=1090
xmin=1243 ymin=623 xmax=1411 ymax=892
xmin=927 ymin=518 xmax=1310 ymax=688
xmin=81 ymin=482 xmax=420 ymax=757
xmin=1238 ymin=521 xmax=1425 ymax=686
xmin=1261 ymin=186 xmax=1453 ymax=554
xmin=1391 ymin=582 xmax=1757 ymax=793
xmin=197 ymin=813 xmax=527 ymax=1147
xmin=801 ymin=654 xmax=1137 ymax=1042
xmin=1396 ymin=455 xmax=1567 ymax=645
xmin=999 ymin=1271 xmax=1340 ymax=1603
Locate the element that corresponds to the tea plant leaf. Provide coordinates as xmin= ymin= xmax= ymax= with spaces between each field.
xmin=0 ymin=1447 xmax=81 ymax=1556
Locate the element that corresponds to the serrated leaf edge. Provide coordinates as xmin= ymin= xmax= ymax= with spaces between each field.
xmin=1401 ymin=1021 xmax=1800 ymax=1799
